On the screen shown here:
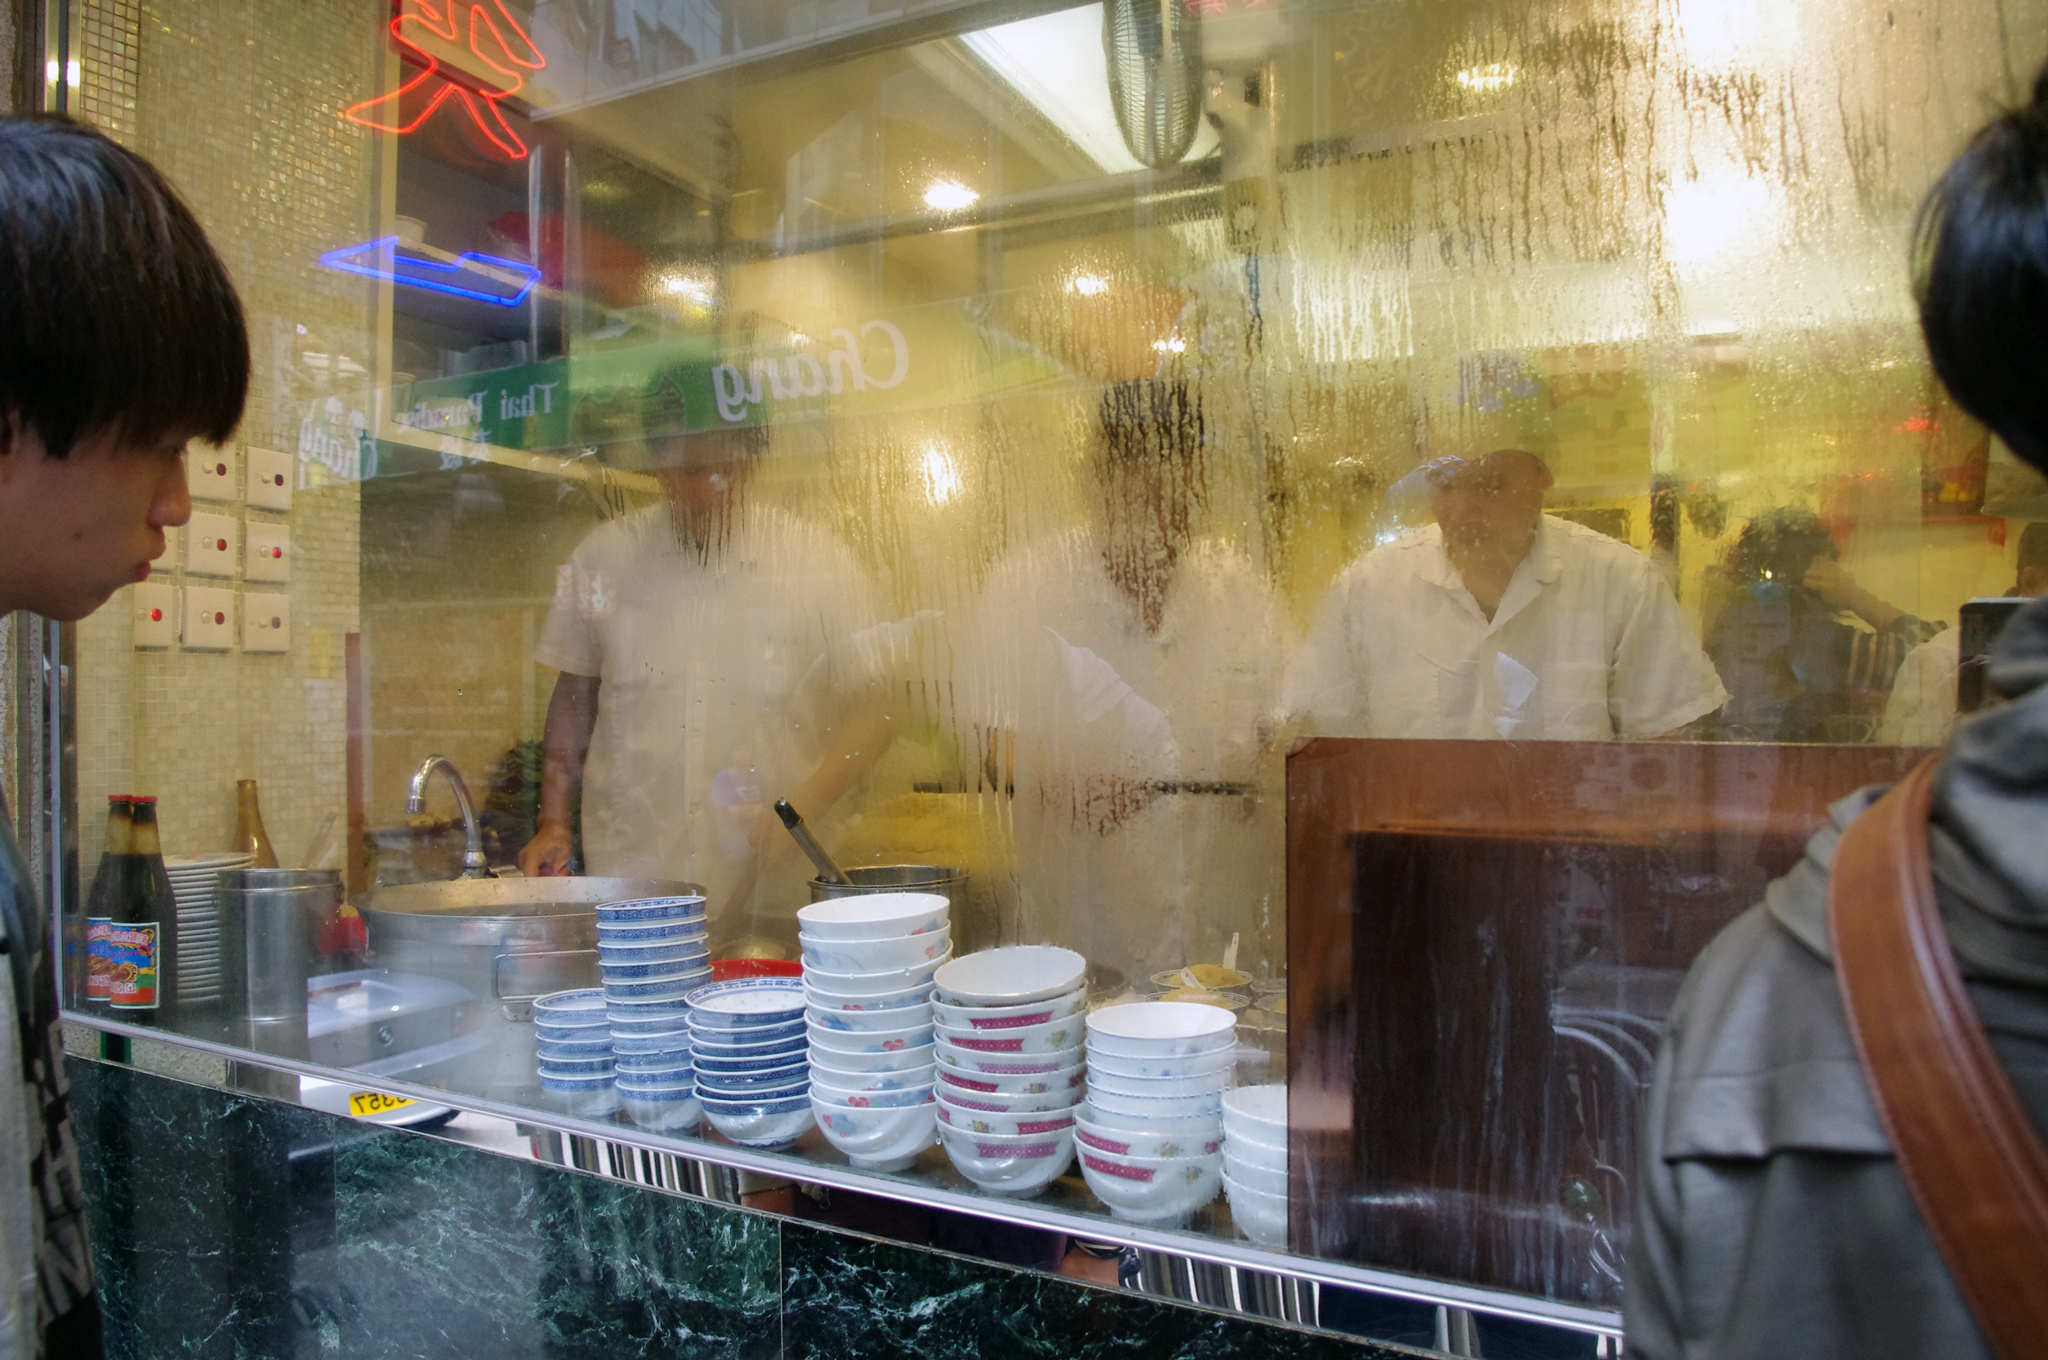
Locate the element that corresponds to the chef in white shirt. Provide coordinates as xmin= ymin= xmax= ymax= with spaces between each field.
xmin=520 ymin=427 xmax=896 ymax=937
xmin=959 ymin=380 xmax=1291 ymax=983
xmin=1288 ymin=448 xmax=1727 ymax=740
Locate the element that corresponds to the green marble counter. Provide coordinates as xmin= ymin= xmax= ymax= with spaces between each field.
xmin=69 ymin=1058 xmax=1421 ymax=1359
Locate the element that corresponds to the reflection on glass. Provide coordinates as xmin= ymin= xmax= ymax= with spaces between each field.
xmin=1880 ymin=522 xmax=2048 ymax=746
xmin=1704 ymin=508 xmax=1937 ymax=743
xmin=56 ymin=0 xmax=2048 ymax=1320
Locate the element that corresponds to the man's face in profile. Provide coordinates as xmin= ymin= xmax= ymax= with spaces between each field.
xmin=1427 ymin=448 xmax=1551 ymax=568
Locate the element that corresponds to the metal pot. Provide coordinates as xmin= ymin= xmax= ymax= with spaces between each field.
xmin=808 ymin=865 xmax=967 ymax=915
xmin=357 ymin=876 xmax=697 ymax=1097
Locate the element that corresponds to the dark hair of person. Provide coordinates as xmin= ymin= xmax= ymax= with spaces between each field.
xmin=0 ymin=115 xmax=247 ymax=458
xmin=1913 ymin=62 xmax=2048 ymax=473
xmin=1724 ymin=507 xmax=1838 ymax=589
xmin=2020 ymin=520 xmax=2048 ymax=577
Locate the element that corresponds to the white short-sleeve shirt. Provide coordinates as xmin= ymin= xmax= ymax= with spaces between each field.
xmin=957 ymin=533 xmax=1292 ymax=980
xmin=1877 ymin=626 xmax=1960 ymax=747
xmin=535 ymin=504 xmax=885 ymax=909
xmin=1287 ymin=515 xmax=1727 ymax=740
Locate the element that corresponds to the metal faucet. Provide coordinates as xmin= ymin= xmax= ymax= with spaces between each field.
xmin=406 ymin=754 xmax=488 ymax=878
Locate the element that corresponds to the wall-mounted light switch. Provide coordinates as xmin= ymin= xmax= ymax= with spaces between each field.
xmin=184 ymin=511 xmax=238 ymax=578
xmin=246 ymin=447 xmax=294 ymax=511
xmin=133 ymin=584 xmax=174 ymax=647
xmin=187 ymin=445 xmax=236 ymax=501
xmin=181 ymin=587 xmax=235 ymax=650
xmin=241 ymin=592 xmax=289 ymax=653
xmin=245 ymin=524 xmax=291 ymax=583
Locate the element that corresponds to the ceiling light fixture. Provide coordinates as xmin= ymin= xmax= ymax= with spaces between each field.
xmin=659 ymin=272 xmax=714 ymax=304
xmin=923 ymin=179 xmax=980 ymax=213
xmin=921 ymin=445 xmax=962 ymax=505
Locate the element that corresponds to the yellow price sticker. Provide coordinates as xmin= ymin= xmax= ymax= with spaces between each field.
xmin=347 ymin=1090 xmax=416 ymax=1118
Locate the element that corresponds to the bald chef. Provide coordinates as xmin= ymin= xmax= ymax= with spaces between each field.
xmin=1287 ymin=448 xmax=1727 ymax=741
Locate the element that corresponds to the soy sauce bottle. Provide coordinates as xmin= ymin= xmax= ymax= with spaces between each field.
xmin=83 ymin=795 xmax=134 ymax=1008
xmin=102 ymin=796 xmax=176 ymax=1021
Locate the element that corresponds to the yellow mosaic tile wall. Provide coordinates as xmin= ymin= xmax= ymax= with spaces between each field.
xmin=72 ymin=0 xmax=386 ymax=862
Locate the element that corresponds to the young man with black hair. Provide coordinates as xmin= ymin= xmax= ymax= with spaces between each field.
xmin=1625 ymin=66 xmax=2048 ymax=1359
xmin=0 ymin=115 xmax=248 ymax=1359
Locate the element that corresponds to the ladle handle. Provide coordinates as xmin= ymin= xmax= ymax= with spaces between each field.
xmin=775 ymin=799 xmax=851 ymax=884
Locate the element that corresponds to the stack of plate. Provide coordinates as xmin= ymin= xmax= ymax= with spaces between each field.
xmin=801 ymin=893 xmax=952 ymax=1170
xmin=687 ymin=978 xmax=813 ymax=1149
xmin=163 ymin=851 xmax=251 ymax=1002
xmin=534 ymin=989 xmax=618 ymax=1117
xmin=930 ymin=945 xmax=1088 ymax=1197
xmin=1221 ymin=1085 xmax=1288 ymax=1248
xmin=598 ymin=895 xmax=707 ymax=1131
xmin=1076 ymin=1001 xmax=1234 ymax=1225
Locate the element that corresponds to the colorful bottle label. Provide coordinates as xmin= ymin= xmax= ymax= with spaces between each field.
xmin=102 ymin=922 xmax=159 ymax=1009
xmin=85 ymin=918 xmax=112 ymax=1002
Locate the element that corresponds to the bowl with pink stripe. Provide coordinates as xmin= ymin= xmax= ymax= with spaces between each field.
xmin=1078 ymin=1143 xmax=1222 ymax=1225
xmin=936 ymin=1060 xmax=1087 ymax=1098
xmin=931 ymin=987 xmax=1086 ymax=1032
xmin=934 ymin=1090 xmax=1080 ymax=1138
xmin=925 ymin=1082 xmax=1085 ymax=1115
xmin=937 ymin=1121 xmax=1076 ymax=1197
xmin=1074 ymin=1114 xmax=1222 ymax=1161
xmin=934 ymin=1045 xmax=1086 ymax=1078
xmin=934 ymin=1015 xmax=1083 ymax=1057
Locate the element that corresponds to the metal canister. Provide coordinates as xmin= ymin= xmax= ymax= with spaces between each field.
xmin=807 ymin=865 xmax=969 ymax=918
xmin=216 ymin=869 xmax=344 ymax=1057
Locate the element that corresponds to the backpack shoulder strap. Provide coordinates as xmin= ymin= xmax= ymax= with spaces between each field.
xmin=1829 ymin=756 xmax=2048 ymax=1359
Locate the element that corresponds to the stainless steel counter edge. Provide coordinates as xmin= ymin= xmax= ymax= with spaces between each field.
xmin=68 ymin=1011 xmax=1624 ymax=1343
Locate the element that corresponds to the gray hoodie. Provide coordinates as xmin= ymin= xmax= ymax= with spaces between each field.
xmin=1624 ymin=595 xmax=2048 ymax=1358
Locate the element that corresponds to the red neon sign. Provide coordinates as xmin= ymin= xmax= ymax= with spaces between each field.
xmin=344 ymin=1 xmax=546 ymax=161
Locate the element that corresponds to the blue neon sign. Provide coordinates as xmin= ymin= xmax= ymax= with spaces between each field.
xmin=318 ymin=236 xmax=541 ymax=307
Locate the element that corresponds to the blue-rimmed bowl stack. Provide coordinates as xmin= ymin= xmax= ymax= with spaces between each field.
xmin=687 ymin=978 xmax=813 ymax=1149
xmin=535 ymin=988 xmax=619 ymax=1117
xmin=599 ymin=896 xmax=708 ymax=1131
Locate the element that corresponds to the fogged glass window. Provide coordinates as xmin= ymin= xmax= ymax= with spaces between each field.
xmin=61 ymin=0 xmax=2048 ymax=1309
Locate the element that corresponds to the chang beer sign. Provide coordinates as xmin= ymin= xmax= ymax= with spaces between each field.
xmin=703 ymin=301 xmax=1062 ymax=422
xmin=709 ymin=318 xmax=913 ymax=425
xmin=299 ymin=394 xmax=372 ymax=481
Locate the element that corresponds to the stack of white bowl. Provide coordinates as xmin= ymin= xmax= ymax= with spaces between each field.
xmin=534 ymin=988 xmax=618 ymax=1116
xmin=687 ymin=978 xmax=813 ymax=1148
xmin=1076 ymin=1001 xmax=1234 ymax=1225
xmin=163 ymin=851 xmax=251 ymax=1003
xmin=598 ymin=895 xmax=708 ymax=1130
xmin=930 ymin=945 xmax=1089 ymax=1197
xmin=801 ymin=892 xmax=952 ymax=1170
xmin=1221 ymin=1084 xmax=1288 ymax=1247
